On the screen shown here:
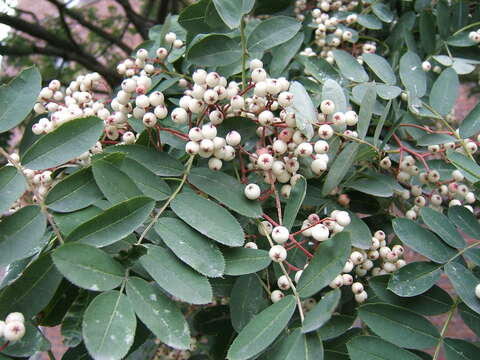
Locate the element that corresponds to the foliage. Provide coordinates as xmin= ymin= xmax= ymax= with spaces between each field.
xmin=1 ymin=0 xmax=480 ymax=360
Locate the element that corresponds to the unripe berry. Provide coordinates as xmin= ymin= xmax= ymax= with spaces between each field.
xmin=294 ymin=270 xmax=303 ymax=283
xmin=312 ymin=224 xmax=330 ymax=241
xmin=244 ymin=183 xmax=261 ymax=200
xmin=258 ymin=110 xmax=274 ymax=125
xmin=165 ymin=32 xmax=177 ymax=44
xmin=335 ymin=211 xmax=351 ymax=227
xmin=192 ymin=69 xmax=207 ymax=84
xmin=185 ymin=141 xmax=200 ymax=155
xmin=171 ymin=108 xmax=188 ymax=124
xmin=4 ymin=321 xmax=25 ymax=342
xmin=226 ymin=131 xmax=241 ymax=146
xmin=143 ymin=112 xmax=157 ymax=127
xmin=271 ymin=290 xmax=284 ymax=303
xmin=269 ymin=245 xmax=287 ymax=262
xmin=188 ymin=127 xmax=202 ymax=142
xmin=251 ymin=68 xmax=267 ymax=82
xmin=244 ymin=242 xmax=258 ymax=249
xmin=257 ymin=153 xmax=274 ymax=170
xmin=318 ymin=124 xmax=334 ymax=139
xmin=422 ymin=61 xmax=432 ymax=72
xmin=277 ymin=275 xmax=291 ymax=290
xmin=354 ymin=291 xmax=368 ymax=303
xmin=329 ymin=274 xmax=344 ymax=288
xmin=350 ymin=251 xmax=364 ymax=265
xmin=258 ymin=221 xmax=273 ymax=236
xmin=342 ymin=274 xmax=353 ymax=286
xmin=249 ymin=59 xmax=263 ymax=70
xmin=320 ymin=99 xmax=335 ymax=114
xmin=122 ymin=131 xmax=136 ymax=144
xmin=5 ymin=312 xmax=24 ymax=324
xmin=272 ymin=226 xmax=290 ymax=244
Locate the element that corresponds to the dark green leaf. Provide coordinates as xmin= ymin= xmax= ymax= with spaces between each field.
xmin=66 ymin=196 xmax=155 ymax=247
xmin=420 ymin=207 xmax=465 ymax=248
xmin=448 ymin=205 xmax=480 ymax=239
xmin=140 ymin=245 xmax=212 ymax=304
xmin=297 ymin=233 xmax=351 ymax=297
xmin=372 ymin=3 xmax=394 ymax=23
xmin=2 ymin=322 xmax=50 ymax=357
xmin=342 ymin=212 xmax=372 ymax=249
xmin=270 ymin=33 xmax=305 ymax=77
xmin=62 ymin=291 xmax=93 ymax=347
xmin=52 ymin=243 xmax=125 ymax=291
xmin=171 ymin=192 xmax=244 ymax=247
xmin=187 ymin=34 xmax=241 ymax=67
xmin=46 ymin=168 xmax=103 ymax=212
xmin=212 ymin=0 xmax=254 ymax=29
xmin=283 ymin=176 xmax=306 ymax=231
xmin=104 ymin=145 xmax=183 ymax=176
xmin=21 ymin=116 xmax=104 ymax=170
xmin=0 ymin=67 xmax=41 ymax=133
xmin=393 ymin=218 xmax=456 ymax=263
xmin=445 ymin=262 xmax=480 ymax=315
xmin=227 ymin=295 xmax=297 ymax=360
xmin=304 ymin=331 xmax=324 ymax=360
xmin=0 ymin=254 xmax=62 ymax=318
xmin=188 ymin=167 xmax=262 ymax=218
xmin=230 ymin=274 xmax=268 ymax=332
xmin=358 ymin=303 xmax=439 ymax=349
xmin=83 ymin=290 xmax=136 ymax=360
xmin=388 ymin=261 xmax=442 ymax=297
xmin=357 ymin=14 xmax=382 ymax=29
xmin=302 ymin=289 xmax=341 ymax=333
xmin=0 ymin=205 xmax=46 ymax=265
xmin=92 ymin=159 xmax=143 ymax=204
xmin=347 ymin=336 xmax=423 ymax=360
xmin=362 ymin=54 xmax=396 ymax=85
xmin=419 ymin=12 xmax=436 ymax=55
xmin=429 ymin=68 xmax=459 ymax=116
xmin=317 ymin=315 xmax=355 ymax=340
xmin=247 ymin=16 xmax=302 ymax=53
xmin=332 ymin=50 xmax=369 ymax=82
xmin=322 ymin=143 xmax=359 ymax=196
xmin=155 ymin=217 xmax=225 ymax=277
xmin=223 ymin=248 xmax=271 ymax=276
xmin=0 ymin=166 xmax=27 ymax=214
xmin=446 ymin=150 xmax=480 ymax=183
xmin=400 ymin=52 xmax=426 ymax=98
xmin=288 ymin=81 xmax=316 ymax=139
xmin=444 ymin=338 xmax=480 ymax=360
xmin=126 ymin=277 xmax=190 ymax=349
xmin=269 ymin=329 xmax=305 ymax=360
xmin=356 ymin=83 xmax=376 ymax=140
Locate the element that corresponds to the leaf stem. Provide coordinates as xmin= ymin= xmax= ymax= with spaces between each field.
xmin=432 ymin=297 xmax=459 ymax=360
xmin=136 ymin=155 xmax=195 ymax=245
xmin=240 ymin=16 xmax=248 ymax=92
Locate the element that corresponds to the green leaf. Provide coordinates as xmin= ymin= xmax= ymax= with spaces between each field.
xmin=372 ymin=3 xmax=394 ymax=23
xmin=0 ymin=205 xmax=46 ymax=266
xmin=212 ymin=0 xmax=254 ymax=29
xmin=347 ymin=336 xmax=423 ymax=360
xmin=416 ymin=133 xmax=456 ymax=146
xmin=188 ymin=167 xmax=262 ymax=218
xmin=270 ymin=32 xmax=305 ymax=77
xmin=62 ymin=291 xmax=93 ymax=347
xmin=0 ymin=67 xmax=41 ymax=133
xmin=83 ymin=290 xmax=136 ymax=360
xmin=446 ymin=150 xmax=480 ymax=183
xmin=332 ymin=50 xmax=369 ymax=82
xmin=321 ymin=79 xmax=347 ymax=113
xmin=269 ymin=329 xmax=305 ymax=360
xmin=118 ymin=158 xmax=171 ymax=201
xmin=230 ymin=274 xmax=268 ymax=332
xmin=346 ymin=177 xmax=393 ymax=197
xmin=54 ymin=206 xmax=102 ymax=237
xmin=0 ymin=166 xmax=27 ymax=214
xmin=358 ymin=303 xmax=439 ymax=349
xmin=52 ymin=243 xmax=124 ymax=291
xmin=92 ymin=158 xmax=143 ymax=204
xmin=46 ymin=168 xmax=103 ymax=212
xmin=392 ymin=218 xmax=456 ymax=263
xmin=223 ymin=248 xmax=271 ymax=276
xmin=420 ymin=207 xmax=465 ymax=248
xmin=140 ymin=245 xmax=212 ymax=304
xmin=297 ymin=233 xmax=351 ymax=298
xmin=444 ymin=338 xmax=480 ymax=360
xmin=429 ymin=68 xmax=459 ymax=116
xmin=283 ymin=176 xmax=306 ymax=231
xmin=227 ymin=295 xmax=297 ymax=360
xmin=356 ymin=83 xmax=376 ymax=140
xmin=171 ymin=192 xmax=244 ymax=247
xmin=21 ymin=116 xmax=104 ymax=170
xmin=66 ymin=196 xmax=155 ymax=247
xmin=302 ymin=289 xmax=341 ymax=333
xmin=299 ymin=57 xmax=341 ymax=85
xmin=419 ymin=12 xmax=436 ymax=55
xmin=362 ymin=54 xmax=396 ymax=85
xmin=303 ymin=331 xmax=324 ymax=360
xmin=187 ymin=34 xmax=242 ymax=66
xmin=126 ymin=277 xmax=190 ymax=350
xmin=448 ymin=205 xmax=480 ymax=239
xmin=322 ymin=142 xmax=359 ymax=196
xmin=459 ymin=303 xmax=480 ymax=338
xmin=0 ymin=254 xmax=62 ymax=318
xmin=2 ymin=322 xmax=50 ymax=357
xmin=178 ymin=0 xmax=211 ymax=34
xmin=288 ymin=81 xmax=316 ymax=139
xmin=317 ymin=315 xmax=355 ymax=340
xmin=342 ymin=212 xmax=372 ymax=249
xmin=104 ymin=145 xmax=183 ymax=176
xmin=445 ymin=262 xmax=480 ymax=315
xmin=400 ymin=51 xmax=427 ymax=98
xmin=388 ymin=262 xmax=442 ymax=297
xmin=357 ymin=14 xmax=382 ymax=29
xmin=155 ymin=217 xmax=225 ymax=277
xmin=247 ymin=16 xmax=302 ymax=53
xmin=447 ymin=32 xmax=477 ymax=47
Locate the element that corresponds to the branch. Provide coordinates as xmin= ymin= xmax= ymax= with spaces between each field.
xmin=45 ymin=0 xmax=133 ymax=55
xmin=157 ymin=0 xmax=170 ymax=24
xmin=115 ymin=0 xmax=151 ymax=39
xmin=58 ymin=7 xmax=78 ymax=49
